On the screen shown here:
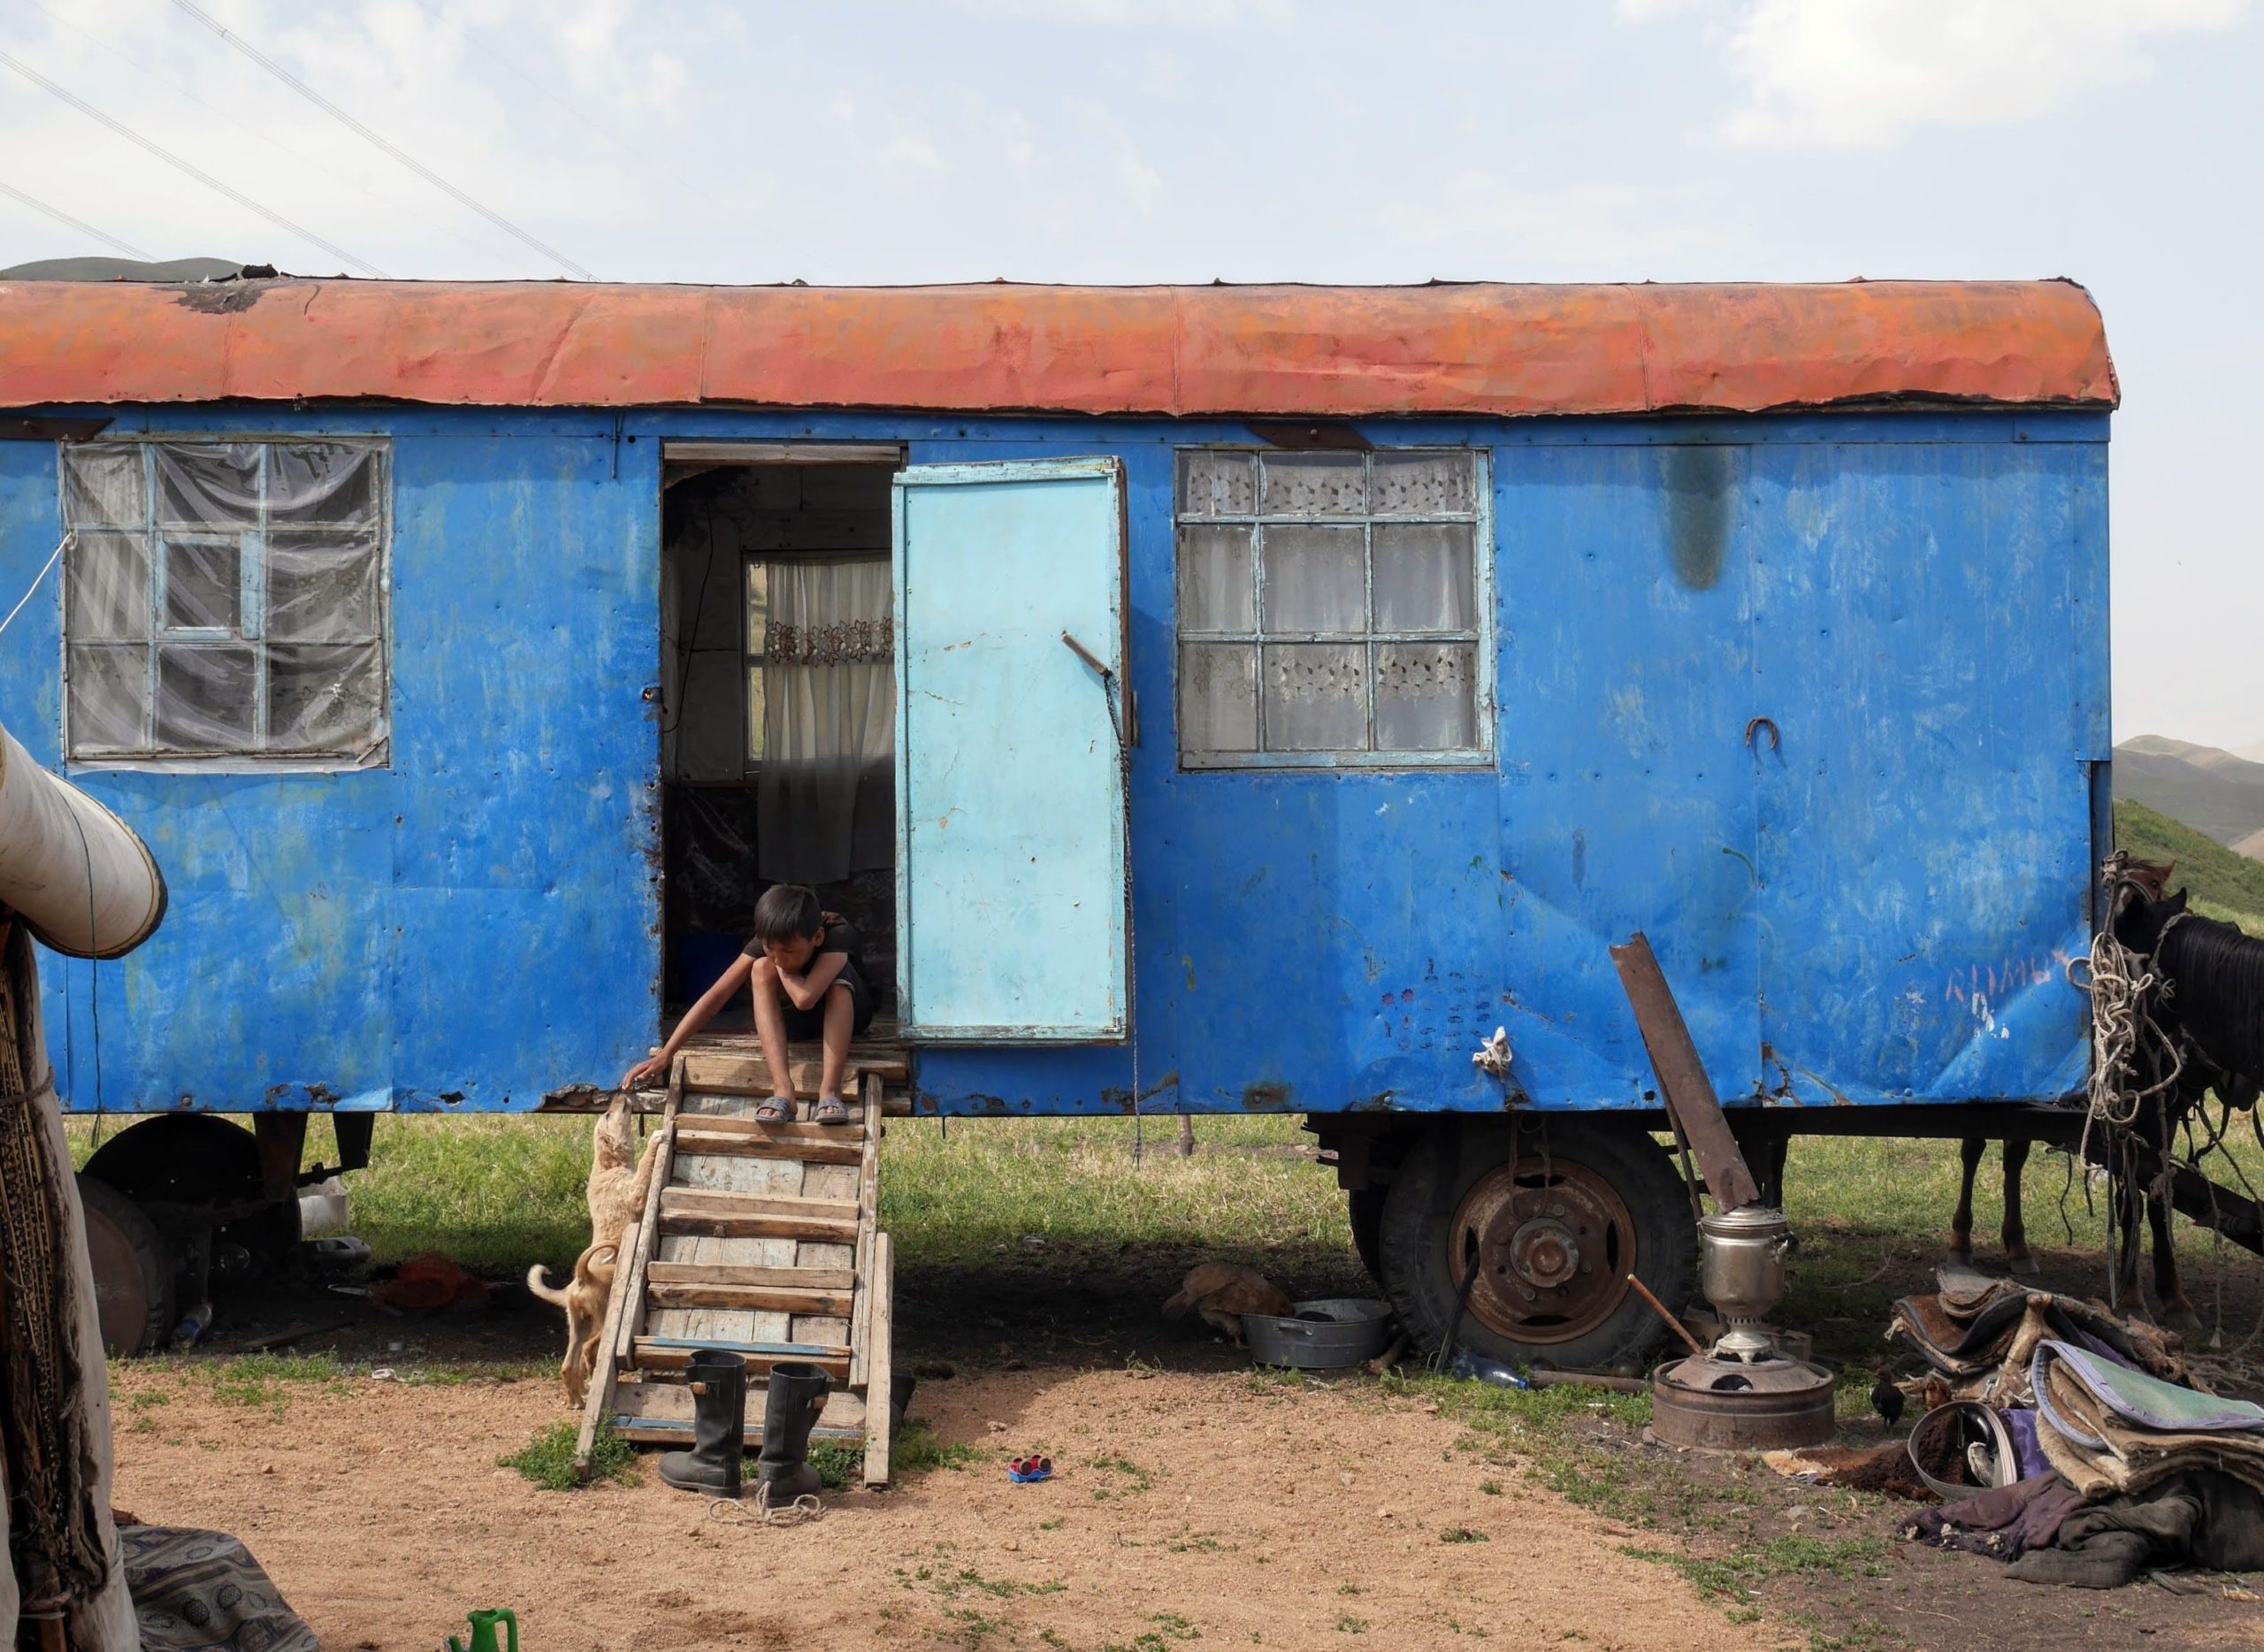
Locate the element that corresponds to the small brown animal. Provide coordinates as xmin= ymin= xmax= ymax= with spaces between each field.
xmin=528 ymin=1097 xmax=656 ymax=1404
xmin=1161 ymin=1263 xmax=1295 ymax=1345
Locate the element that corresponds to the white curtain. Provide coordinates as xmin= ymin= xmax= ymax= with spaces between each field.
xmin=758 ymin=559 xmax=894 ymax=883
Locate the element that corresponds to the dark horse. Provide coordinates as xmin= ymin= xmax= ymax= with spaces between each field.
xmin=1953 ymin=861 xmax=2264 ymax=1333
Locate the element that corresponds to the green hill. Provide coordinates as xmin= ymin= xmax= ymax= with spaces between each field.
xmin=2114 ymin=799 xmax=2264 ymax=932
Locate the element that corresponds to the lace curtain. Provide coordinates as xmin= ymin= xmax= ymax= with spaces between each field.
xmin=758 ymin=558 xmax=894 ymax=883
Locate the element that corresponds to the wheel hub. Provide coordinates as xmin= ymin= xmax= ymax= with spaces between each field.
xmin=1499 ymin=1217 xmax=1580 ymax=1289
xmin=1449 ymin=1155 xmax=1637 ymax=1344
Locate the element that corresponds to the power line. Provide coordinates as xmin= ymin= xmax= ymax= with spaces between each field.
xmin=168 ymin=0 xmax=595 ymax=280
xmin=0 ymin=48 xmax=388 ymax=276
xmin=0 ymin=180 xmax=151 ymax=259
xmin=16 ymin=0 xmax=525 ymax=270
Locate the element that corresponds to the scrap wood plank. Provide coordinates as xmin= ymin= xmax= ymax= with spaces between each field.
xmin=673 ymin=1126 xmax=864 ymax=1165
xmin=576 ymin=1066 xmax=683 ymax=1480
xmin=862 ymin=1228 xmax=895 ymax=1488
xmin=632 ymin=1338 xmax=852 ymax=1380
xmin=680 ymin=1050 xmax=908 ymax=1097
xmin=671 ymin=1114 xmax=865 ymax=1146
xmin=646 ymin=1262 xmax=856 ymax=1292
xmin=850 ymin=1072 xmax=882 ymax=1388
xmin=612 ymin=1087 xmax=685 ymax=1366
xmin=661 ymin=1189 xmax=858 ymax=1241
xmin=570 ymin=1213 xmax=641 ymax=1484
xmin=646 ymin=1280 xmax=855 ymax=1314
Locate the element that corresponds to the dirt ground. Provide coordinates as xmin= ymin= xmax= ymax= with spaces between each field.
xmin=104 ymin=1233 xmax=2264 ymax=1651
xmin=114 ymin=1365 xmax=1764 ymax=1652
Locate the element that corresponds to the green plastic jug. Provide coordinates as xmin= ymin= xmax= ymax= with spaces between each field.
xmin=447 ymin=1609 xmax=517 ymax=1652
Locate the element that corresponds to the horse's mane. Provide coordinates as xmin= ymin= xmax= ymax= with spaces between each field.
xmin=2158 ymin=914 xmax=2264 ymax=1084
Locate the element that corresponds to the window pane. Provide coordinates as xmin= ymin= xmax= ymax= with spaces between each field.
xmin=1179 ymin=643 xmax=1258 ymax=753
xmin=67 ymin=644 xmax=147 ymax=752
xmin=268 ymin=642 xmax=383 ymax=753
xmin=1373 ymin=523 xmax=1476 ymax=632
xmin=156 ymin=644 xmax=256 ymax=750
xmin=65 ymin=532 xmax=149 ymax=640
xmin=1260 ymin=453 xmax=1366 ymax=517
xmin=1376 ymin=643 xmax=1478 ymax=751
xmin=1261 ymin=524 xmax=1365 ymax=635
xmin=1373 ymin=451 xmax=1478 ymax=516
xmin=1177 ymin=525 xmax=1254 ymax=631
xmin=63 ymin=447 xmax=143 ymax=528
xmin=267 ymin=444 xmax=378 ymax=525
xmin=155 ymin=443 xmax=261 ymax=527
xmin=1264 ymin=643 xmax=1367 ymax=751
xmin=745 ymin=558 xmax=769 ymax=656
xmin=269 ymin=533 xmax=379 ymax=642
xmin=1176 ymin=451 xmax=1257 ymax=517
xmin=162 ymin=537 xmax=241 ymax=631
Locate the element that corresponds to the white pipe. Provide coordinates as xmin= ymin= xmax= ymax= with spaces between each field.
xmin=0 ymin=720 xmax=165 ymax=959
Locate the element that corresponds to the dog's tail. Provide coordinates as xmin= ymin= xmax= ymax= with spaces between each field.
xmin=525 ymin=1263 xmax=572 ymax=1309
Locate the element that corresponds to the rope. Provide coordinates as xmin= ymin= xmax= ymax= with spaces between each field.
xmin=706 ymin=1485 xmax=823 ymax=1526
xmin=0 ymin=534 xmax=66 ymax=641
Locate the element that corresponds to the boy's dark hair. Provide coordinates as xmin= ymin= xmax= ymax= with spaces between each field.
xmin=752 ymin=884 xmax=824 ymax=945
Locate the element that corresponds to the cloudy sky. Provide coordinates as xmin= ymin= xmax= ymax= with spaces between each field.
xmin=2 ymin=0 xmax=2257 ymax=747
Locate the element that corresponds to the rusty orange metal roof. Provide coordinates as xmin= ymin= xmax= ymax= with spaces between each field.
xmin=0 ymin=278 xmax=2116 ymax=417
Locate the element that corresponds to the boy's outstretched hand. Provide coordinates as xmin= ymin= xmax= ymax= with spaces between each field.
xmin=622 ymin=1054 xmax=668 ymax=1090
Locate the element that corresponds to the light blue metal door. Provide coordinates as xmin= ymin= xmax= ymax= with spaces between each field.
xmin=894 ymin=459 xmax=1128 ymax=1041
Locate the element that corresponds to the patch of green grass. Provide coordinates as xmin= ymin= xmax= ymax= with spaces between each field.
xmin=1439 ymin=1526 xmax=1488 ymax=1544
xmin=203 ymin=1351 xmax=343 ymax=1411
xmin=883 ymin=1113 xmax=1350 ymax=1275
xmin=499 ymin=1419 xmax=635 ymax=1490
xmin=1618 ymin=1537 xmax=1892 ymax=1604
xmin=812 ymin=1419 xmax=985 ymax=1490
xmin=1335 ymin=1616 xmax=1370 ymax=1635
xmin=1090 ymin=1453 xmax=1158 ymax=1500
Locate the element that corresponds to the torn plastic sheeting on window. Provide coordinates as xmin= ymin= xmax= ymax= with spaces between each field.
xmin=57 ymin=440 xmax=389 ymax=763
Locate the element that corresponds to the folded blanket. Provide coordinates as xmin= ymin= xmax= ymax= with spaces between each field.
xmin=2032 ymin=1348 xmax=2264 ymax=1500
xmin=1907 ymin=1472 xmax=2086 ymax=1561
xmin=2006 ymin=1470 xmax=2264 ymax=1589
xmin=2033 ymin=1340 xmax=2264 ymax=1443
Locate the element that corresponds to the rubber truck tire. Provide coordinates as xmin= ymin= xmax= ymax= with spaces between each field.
xmin=1374 ymin=1116 xmax=1698 ymax=1373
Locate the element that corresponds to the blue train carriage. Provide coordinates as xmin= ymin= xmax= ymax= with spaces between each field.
xmin=0 ymin=273 xmax=2120 ymax=1362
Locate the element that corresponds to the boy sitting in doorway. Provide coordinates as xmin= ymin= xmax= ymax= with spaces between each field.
xmin=623 ymin=885 xmax=876 ymax=1124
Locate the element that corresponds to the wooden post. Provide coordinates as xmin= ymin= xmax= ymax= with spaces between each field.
xmin=861 ymin=1230 xmax=895 ymax=1488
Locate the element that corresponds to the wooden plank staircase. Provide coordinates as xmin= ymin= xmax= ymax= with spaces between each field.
xmin=574 ymin=1044 xmax=901 ymax=1487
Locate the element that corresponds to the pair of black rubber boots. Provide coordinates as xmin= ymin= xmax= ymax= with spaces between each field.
xmin=657 ymin=1352 xmax=830 ymax=1501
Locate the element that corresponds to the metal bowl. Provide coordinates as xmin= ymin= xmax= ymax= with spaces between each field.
xmin=1243 ymin=1297 xmax=1394 ymax=1369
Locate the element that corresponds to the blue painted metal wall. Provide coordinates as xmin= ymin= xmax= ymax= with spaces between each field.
xmin=0 ymin=410 xmax=662 ymax=1114
xmin=0 ymin=406 xmax=2107 ymax=1120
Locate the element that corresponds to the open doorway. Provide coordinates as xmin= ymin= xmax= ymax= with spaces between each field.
xmin=657 ymin=447 xmax=901 ymax=1029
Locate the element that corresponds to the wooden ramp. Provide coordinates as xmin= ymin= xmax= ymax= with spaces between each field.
xmin=574 ymin=1050 xmax=898 ymax=1487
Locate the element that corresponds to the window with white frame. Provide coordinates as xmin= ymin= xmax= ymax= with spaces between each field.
xmin=1174 ymin=447 xmax=1489 ymax=766
xmin=60 ymin=440 xmax=389 ymax=764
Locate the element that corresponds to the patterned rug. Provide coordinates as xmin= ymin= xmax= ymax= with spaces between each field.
xmin=119 ymin=1526 xmax=317 ymax=1652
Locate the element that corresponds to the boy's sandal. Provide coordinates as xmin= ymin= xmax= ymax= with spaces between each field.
xmin=754 ymin=1097 xmax=794 ymax=1123
xmin=812 ymin=1095 xmax=852 ymax=1126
